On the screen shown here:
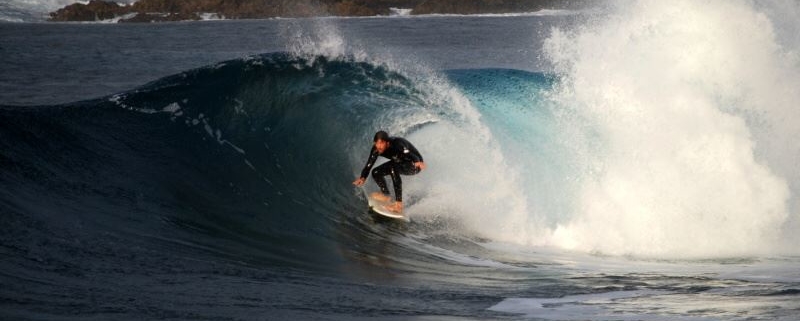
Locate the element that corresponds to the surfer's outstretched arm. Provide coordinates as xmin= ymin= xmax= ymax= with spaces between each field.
xmin=353 ymin=146 xmax=379 ymax=186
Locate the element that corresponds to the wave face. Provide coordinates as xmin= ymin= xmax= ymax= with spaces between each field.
xmin=2 ymin=43 xmax=799 ymax=280
xmin=0 ymin=53 xmax=443 ymax=273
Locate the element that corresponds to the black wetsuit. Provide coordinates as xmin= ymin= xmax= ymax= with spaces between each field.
xmin=359 ymin=137 xmax=423 ymax=202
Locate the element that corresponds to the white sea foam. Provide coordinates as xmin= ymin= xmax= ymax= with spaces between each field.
xmin=399 ymin=237 xmax=521 ymax=269
xmin=281 ymin=18 xmax=350 ymax=60
xmin=101 ymin=12 xmax=137 ymax=23
xmin=539 ymin=0 xmax=800 ymax=258
xmin=484 ymin=248 xmax=800 ymax=320
xmin=161 ymin=102 xmax=181 ymax=113
xmin=489 ymin=290 xmax=671 ymax=321
xmin=388 ymin=7 xmax=412 ymax=17
xmin=197 ymin=12 xmax=224 ymax=21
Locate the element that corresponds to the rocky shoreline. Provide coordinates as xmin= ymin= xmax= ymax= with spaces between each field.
xmin=48 ymin=0 xmax=584 ymax=23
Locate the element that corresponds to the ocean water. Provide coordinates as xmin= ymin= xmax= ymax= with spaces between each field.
xmin=2 ymin=1 xmax=800 ymax=320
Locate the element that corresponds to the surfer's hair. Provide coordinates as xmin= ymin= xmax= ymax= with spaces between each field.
xmin=373 ymin=130 xmax=390 ymax=142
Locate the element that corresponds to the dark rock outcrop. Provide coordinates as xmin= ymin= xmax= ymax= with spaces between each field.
xmin=49 ymin=0 xmax=130 ymax=21
xmin=49 ymin=0 xmax=585 ymax=22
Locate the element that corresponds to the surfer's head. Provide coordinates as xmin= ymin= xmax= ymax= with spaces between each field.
xmin=373 ymin=130 xmax=390 ymax=153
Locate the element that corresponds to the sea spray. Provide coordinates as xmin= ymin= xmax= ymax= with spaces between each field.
xmin=543 ymin=0 xmax=800 ymax=257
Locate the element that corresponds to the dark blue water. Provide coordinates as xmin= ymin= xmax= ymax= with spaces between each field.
xmin=0 ymin=15 xmax=555 ymax=106
xmin=2 ymin=8 xmax=800 ymax=321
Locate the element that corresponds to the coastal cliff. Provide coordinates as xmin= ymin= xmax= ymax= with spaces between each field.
xmin=49 ymin=0 xmax=579 ymax=22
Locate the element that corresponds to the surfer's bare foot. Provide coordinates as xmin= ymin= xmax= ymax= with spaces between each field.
xmin=370 ymin=192 xmax=391 ymax=202
xmin=384 ymin=201 xmax=403 ymax=213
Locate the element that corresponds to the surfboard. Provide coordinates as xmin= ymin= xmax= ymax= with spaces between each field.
xmin=367 ymin=195 xmax=409 ymax=222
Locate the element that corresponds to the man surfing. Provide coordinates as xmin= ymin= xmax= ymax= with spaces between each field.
xmin=352 ymin=130 xmax=426 ymax=213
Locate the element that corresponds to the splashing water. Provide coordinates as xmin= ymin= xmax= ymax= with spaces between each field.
xmin=542 ymin=0 xmax=800 ymax=258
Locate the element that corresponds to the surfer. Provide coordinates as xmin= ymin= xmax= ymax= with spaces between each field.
xmin=353 ymin=130 xmax=426 ymax=213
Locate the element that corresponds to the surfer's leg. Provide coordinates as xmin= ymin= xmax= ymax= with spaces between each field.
xmin=390 ymin=162 xmax=420 ymax=203
xmin=371 ymin=162 xmax=393 ymax=196
xmin=390 ymin=164 xmax=403 ymax=202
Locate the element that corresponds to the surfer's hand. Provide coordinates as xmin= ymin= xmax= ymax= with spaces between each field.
xmin=353 ymin=177 xmax=366 ymax=186
xmin=414 ymin=161 xmax=426 ymax=171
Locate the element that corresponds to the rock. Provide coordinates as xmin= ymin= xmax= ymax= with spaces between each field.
xmin=49 ymin=0 xmax=131 ymax=22
xmin=48 ymin=0 xmax=588 ymax=23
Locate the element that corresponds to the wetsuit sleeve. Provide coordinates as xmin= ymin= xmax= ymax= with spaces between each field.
xmin=359 ymin=146 xmax=379 ymax=179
